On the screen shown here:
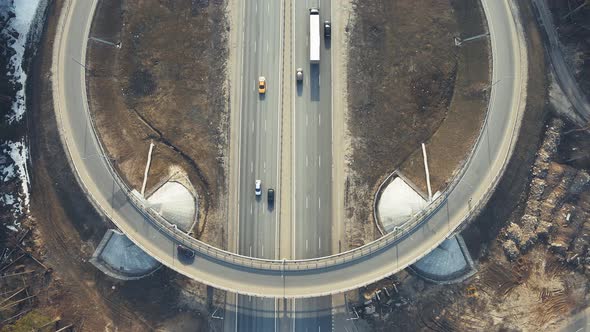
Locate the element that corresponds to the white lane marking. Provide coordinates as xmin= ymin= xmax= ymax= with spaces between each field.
xmin=306 ymin=155 xmax=308 ymax=167
xmin=250 ymin=161 xmax=253 ymax=173
xmin=318 ymin=112 xmax=321 ymax=126
xmin=306 ymin=239 xmax=309 ymax=252
xmin=291 ymin=0 xmax=297 ymax=262
xmin=318 ymin=155 xmax=321 ymax=168
xmin=262 ymin=244 xmax=264 ymax=257
xmin=251 ymin=120 xmax=254 ymax=133
xmin=250 ymin=202 xmax=253 ymax=215
xmin=264 ymin=161 xmax=266 ymax=172
xmin=265 ymin=119 xmax=267 ymax=132
xmin=306 ymin=196 xmax=309 ymax=209
xmin=319 ymin=237 xmax=321 ymax=250
xmin=234 ymin=293 xmax=238 ymax=331
xmin=267 ymin=2 xmax=270 ymax=12
xmin=275 ymin=0 xmax=284 ymax=261
xmin=274 ymin=299 xmax=278 ymax=332
xmin=255 ymin=2 xmax=257 ymax=13
xmin=318 ymin=197 xmax=321 ymax=210
xmin=266 ymin=42 xmax=269 ymax=53
xmin=233 ymin=0 xmax=246 ymax=278
xmin=254 ymin=40 xmax=257 ymax=52
xmin=249 ymin=245 xmax=252 ymax=257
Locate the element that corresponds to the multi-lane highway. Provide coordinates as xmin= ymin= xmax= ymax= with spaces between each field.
xmin=230 ymin=0 xmax=282 ymax=329
xmin=230 ymin=0 xmax=334 ymax=328
xmin=236 ymin=0 xmax=281 ymax=262
xmin=292 ymin=0 xmax=333 ymax=329
xmin=292 ymin=1 xmax=333 ymax=262
xmin=54 ymin=0 xmax=526 ymax=298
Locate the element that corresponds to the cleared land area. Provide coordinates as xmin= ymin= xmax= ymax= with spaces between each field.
xmin=86 ymin=0 xmax=229 ymax=248
xmin=344 ymin=0 xmax=490 ymax=247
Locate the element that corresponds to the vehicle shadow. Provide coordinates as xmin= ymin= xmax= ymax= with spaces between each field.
xmin=297 ymin=79 xmax=304 ymax=96
xmin=310 ymin=64 xmax=320 ymax=102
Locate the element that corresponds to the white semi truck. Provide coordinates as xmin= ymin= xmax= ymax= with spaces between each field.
xmin=309 ymin=8 xmax=320 ymax=64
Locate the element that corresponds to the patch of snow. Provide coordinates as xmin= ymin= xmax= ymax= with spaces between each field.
xmin=0 ymin=0 xmax=47 ymax=225
xmin=147 ymin=181 xmax=197 ymax=232
xmin=6 ymin=225 xmax=18 ymax=233
xmin=2 ymin=0 xmax=46 ymax=123
xmin=6 ymin=140 xmax=30 ymax=207
xmin=378 ymin=176 xmax=428 ymax=232
xmin=2 ymin=164 xmax=15 ymax=182
xmin=3 ymin=194 xmax=15 ymax=205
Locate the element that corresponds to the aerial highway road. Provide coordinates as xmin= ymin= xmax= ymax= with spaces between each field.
xmin=292 ymin=0 xmax=334 ymax=330
xmin=54 ymin=0 xmax=525 ymax=298
xmin=230 ymin=0 xmax=282 ymax=329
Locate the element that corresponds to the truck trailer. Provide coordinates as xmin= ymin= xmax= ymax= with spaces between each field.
xmin=309 ymin=8 xmax=320 ymax=64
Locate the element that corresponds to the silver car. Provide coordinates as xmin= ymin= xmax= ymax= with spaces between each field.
xmin=296 ymin=68 xmax=303 ymax=82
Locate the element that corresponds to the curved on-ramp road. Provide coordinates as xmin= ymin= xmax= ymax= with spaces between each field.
xmin=52 ymin=0 xmax=526 ymax=298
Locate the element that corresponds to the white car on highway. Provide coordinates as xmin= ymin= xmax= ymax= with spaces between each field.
xmin=255 ymin=180 xmax=262 ymax=196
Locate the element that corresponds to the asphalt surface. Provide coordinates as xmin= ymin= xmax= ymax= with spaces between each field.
xmin=532 ymin=0 xmax=590 ymax=122
xmin=231 ymin=0 xmax=333 ymax=328
xmin=291 ymin=0 xmax=333 ymax=329
xmin=559 ymin=307 xmax=590 ymax=332
xmin=232 ymin=0 xmax=282 ymax=329
xmin=236 ymin=0 xmax=281 ymax=262
xmin=54 ymin=0 xmax=525 ymax=298
xmin=292 ymin=0 xmax=333 ymax=261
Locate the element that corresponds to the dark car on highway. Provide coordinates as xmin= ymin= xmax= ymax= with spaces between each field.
xmin=324 ymin=21 xmax=331 ymax=38
xmin=267 ymin=188 xmax=275 ymax=206
xmin=177 ymin=244 xmax=195 ymax=262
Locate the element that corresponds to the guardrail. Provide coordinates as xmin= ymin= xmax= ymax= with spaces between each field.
xmin=61 ymin=0 xmax=524 ymax=280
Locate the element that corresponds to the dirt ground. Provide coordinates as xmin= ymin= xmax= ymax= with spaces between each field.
xmin=351 ymin=2 xmax=590 ymax=331
xmin=86 ymin=0 xmax=229 ymax=248
xmin=548 ymin=0 xmax=590 ymax=97
xmin=362 ymin=117 xmax=590 ymax=331
xmin=344 ymin=0 xmax=490 ymax=247
xmin=1 ymin=1 xmax=215 ymax=330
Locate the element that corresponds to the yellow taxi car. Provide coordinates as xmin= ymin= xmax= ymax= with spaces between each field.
xmin=258 ymin=76 xmax=266 ymax=94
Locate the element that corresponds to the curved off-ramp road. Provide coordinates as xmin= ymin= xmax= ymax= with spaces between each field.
xmin=53 ymin=0 xmax=526 ymax=298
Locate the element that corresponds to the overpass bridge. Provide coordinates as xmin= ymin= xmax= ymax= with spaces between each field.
xmin=52 ymin=0 xmax=526 ymax=298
